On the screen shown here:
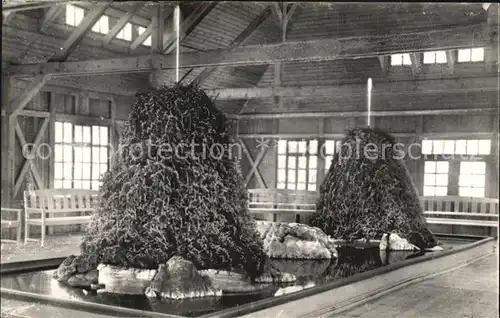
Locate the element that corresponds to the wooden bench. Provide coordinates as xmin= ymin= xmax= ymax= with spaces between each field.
xmin=1 ymin=208 xmax=22 ymax=243
xmin=24 ymin=189 xmax=99 ymax=246
xmin=248 ymin=189 xmax=499 ymax=233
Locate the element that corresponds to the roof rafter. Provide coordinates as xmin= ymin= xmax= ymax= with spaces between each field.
xmin=103 ymin=2 xmax=145 ymax=45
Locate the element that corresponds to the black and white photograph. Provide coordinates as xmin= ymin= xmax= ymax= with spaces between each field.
xmin=1 ymin=1 xmax=499 ymax=317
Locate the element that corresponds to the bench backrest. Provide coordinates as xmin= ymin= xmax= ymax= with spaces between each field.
xmin=248 ymin=189 xmax=317 ymax=209
xmin=420 ymin=196 xmax=499 ymax=215
xmin=24 ymin=189 xmax=100 ymax=211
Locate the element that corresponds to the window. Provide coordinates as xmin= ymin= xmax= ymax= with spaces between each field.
xmin=138 ymin=26 xmax=151 ymax=46
xmin=117 ymin=22 xmax=132 ymax=41
xmin=391 ymin=53 xmax=411 ymax=66
xmin=323 ymin=140 xmax=342 ymax=173
xmin=423 ymin=161 xmax=449 ymax=196
xmin=423 ymin=51 xmax=447 ymax=64
xmin=65 ymin=4 xmax=84 ymax=26
xmin=421 ymin=139 xmax=491 ymax=155
xmin=277 ymin=140 xmax=318 ymax=191
xmin=92 ymin=15 xmax=109 ymax=34
xmin=458 ymin=48 xmax=484 ymax=63
xmin=459 ymin=161 xmax=486 ymax=197
xmin=54 ymin=122 xmax=109 ymax=190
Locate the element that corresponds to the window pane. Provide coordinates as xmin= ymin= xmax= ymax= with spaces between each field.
xmin=287 ymin=156 xmax=296 ymax=169
xmin=459 ymin=174 xmax=471 ymax=187
xmin=297 ymin=183 xmax=306 ymax=190
xmin=73 ymin=180 xmax=82 ymax=189
xmin=277 ymin=169 xmax=286 ymax=182
xmin=144 ymin=35 xmax=151 ymax=46
xmin=63 ymin=145 xmax=72 ymax=162
xmin=74 ymin=147 xmax=82 ymax=162
xmin=92 ymin=126 xmax=100 ymax=145
xmin=433 ymin=140 xmax=444 ymax=154
xmin=75 ymin=6 xmax=83 ymax=25
xmin=324 ymin=140 xmax=335 ymax=155
xmin=466 ymin=140 xmax=478 ymax=155
xmin=402 ymin=53 xmax=411 ymax=65
xmin=424 ymin=174 xmax=436 ymax=186
xmin=100 ymin=127 xmax=108 ymax=146
xmin=309 ymin=140 xmax=318 ymax=154
xmin=423 ymin=186 xmax=435 ymax=196
xmin=309 ymin=170 xmax=317 ymax=183
xmin=435 ymin=186 xmax=447 ymax=196
xmin=288 ymin=170 xmax=296 ymax=183
xmin=443 ymin=140 xmax=455 ymax=154
xmin=297 ymin=170 xmax=306 ymax=183
xmin=83 ymin=147 xmax=91 ymax=162
xmin=54 ymin=180 xmax=63 ymax=189
xmin=66 ymin=4 xmax=75 ymax=25
xmin=422 ymin=140 xmax=432 ymax=154
xmin=436 ymin=51 xmax=447 ymax=63
xmin=277 ymin=155 xmax=287 ymax=168
xmin=55 ymin=122 xmax=64 ymax=143
xmin=277 ymin=182 xmax=285 ymax=189
xmin=100 ymin=163 xmax=108 ymax=175
xmin=287 ymin=183 xmax=295 ymax=190
xmin=435 ymin=174 xmax=448 ymax=186
xmin=424 ymin=161 xmax=436 ymax=173
xmin=54 ymin=163 xmax=63 ymax=179
xmin=473 ymin=161 xmax=486 ymax=173
xmin=83 ymin=126 xmax=91 ymax=143
xmin=92 ymin=147 xmax=100 ymax=163
xmin=82 ymin=181 xmax=91 ymax=190
xmin=288 ymin=141 xmax=297 ymax=153
xmin=471 ymin=48 xmax=484 ymax=62
xmin=473 ymin=174 xmax=485 ymax=187
xmin=92 ymin=164 xmax=100 ymax=180
xmin=54 ymin=145 xmax=63 ymax=162
xmin=325 ymin=156 xmax=333 ymax=171
xmin=74 ymin=163 xmax=82 ymax=179
xmin=82 ymin=163 xmax=91 ymax=179
xmin=63 ymin=163 xmax=72 ymax=179
xmin=460 ymin=161 xmax=472 ymax=172
xmin=391 ymin=54 xmax=402 ymax=66
xmin=278 ymin=140 xmax=287 ymax=154
xmin=63 ymin=180 xmax=72 ymax=189
xmin=436 ymin=161 xmax=449 ymax=173
xmin=458 ymin=49 xmax=471 ymax=62
xmin=298 ymin=157 xmax=307 ymax=169
xmin=92 ymin=181 xmax=100 ymax=191
xmin=455 ymin=140 xmax=466 ymax=154
xmin=297 ymin=141 xmax=307 ymax=154
xmin=309 ymin=156 xmax=317 ymax=169
xmin=478 ymin=140 xmax=491 ymax=155
xmin=63 ymin=122 xmax=72 ymax=143
xmin=74 ymin=125 xmax=83 ymax=143
xmin=308 ymin=183 xmax=316 ymax=191
xmin=459 ymin=187 xmax=471 ymax=197
xmin=423 ymin=52 xmax=435 ymax=64
xmin=471 ymin=187 xmax=484 ymax=198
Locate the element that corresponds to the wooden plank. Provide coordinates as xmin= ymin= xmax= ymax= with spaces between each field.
xmin=204 ymin=77 xmax=498 ymax=100
xmin=103 ymin=2 xmax=145 ymax=45
xmin=239 ymin=139 xmax=267 ymax=188
xmin=40 ymin=4 xmax=64 ymax=33
xmin=409 ymin=53 xmax=422 ymax=76
xmin=163 ymin=2 xmax=218 ymax=54
xmin=192 ymin=5 xmax=273 ymax=86
xmin=9 ymin=76 xmax=51 ymax=117
xmin=2 ymin=11 xmax=15 ymax=24
xmin=130 ymin=22 xmax=152 ymax=51
xmin=2 ymin=1 xmax=69 ymax=13
xmin=48 ymin=2 xmax=113 ymax=62
xmin=151 ymin=2 xmax=166 ymax=53
xmin=6 ymin=23 xmax=493 ymax=77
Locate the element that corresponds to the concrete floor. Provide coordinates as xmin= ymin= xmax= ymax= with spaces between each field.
xmin=336 ymin=252 xmax=499 ymax=318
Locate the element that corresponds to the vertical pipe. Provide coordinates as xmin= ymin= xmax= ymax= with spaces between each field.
xmin=175 ymin=5 xmax=180 ymax=83
xmin=367 ymin=78 xmax=372 ymax=127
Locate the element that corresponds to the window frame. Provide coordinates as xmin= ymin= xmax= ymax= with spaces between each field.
xmin=276 ymin=139 xmax=318 ymax=191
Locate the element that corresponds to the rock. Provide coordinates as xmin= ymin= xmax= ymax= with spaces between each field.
xmin=66 ymin=270 xmax=98 ymax=287
xmin=145 ymin=256 xmax=222 ymax=300
xmin=54 ymin=254 xmax=100 ymax=283
xmin=254 ymin=259 xmax=296 ymax=284
xmin=256 ymin=221 xmax=338 ymax=259
xmin=199 ymin=269 xmax=277 ymax=295
xmin=425 ymin=245 xmax=444 ymax=252
xmin=379 ymin=233 xmax=420 ymax=251
xmin=97 ymin=264 xmax=157 ymax=295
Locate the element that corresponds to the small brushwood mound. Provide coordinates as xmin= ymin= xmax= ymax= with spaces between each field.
xmin=81 ymin=85 xmax=266 ymax=279
xmin=310 ymin=127 xmax=438 ymax=248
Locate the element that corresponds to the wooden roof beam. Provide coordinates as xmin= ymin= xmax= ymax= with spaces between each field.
xmin=48 ymin=2 xmax=113 ymax=62
xmin=103 ymin=2 xmax=145 ymax=45
xmin=2 ymin=1 xmax=70 ymax=13
xmin=40 ymin=4 xmax=65 ymax=33
xmin=162 ymin=2 xmax=218 ymax=54
xmin=192 ymin=5 xmax=273 ymax=86
xmin=7 ymin=23 xmax=495 ymax=77
xmin=203 ymin=77 xmax=498 ymax=100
